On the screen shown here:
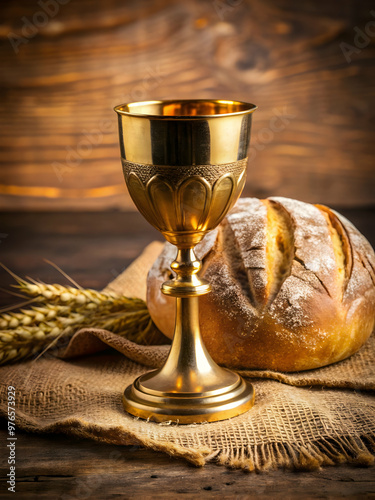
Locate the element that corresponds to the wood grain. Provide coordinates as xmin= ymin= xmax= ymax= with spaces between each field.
xmin=0 ymin=0 xmax=374 ymax=209
xmin=0 ymin=430 xmax=374 ymax=499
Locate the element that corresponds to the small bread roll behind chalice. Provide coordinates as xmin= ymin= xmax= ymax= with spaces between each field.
xmin=147 ymin=197 xmax=375 ymax=372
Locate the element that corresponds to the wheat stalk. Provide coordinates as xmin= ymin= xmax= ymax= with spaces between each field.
xmin=0 ymin=276 xmax=165 ymax=365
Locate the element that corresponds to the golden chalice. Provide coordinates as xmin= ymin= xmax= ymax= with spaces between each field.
xmin=114 ymin=99 xmax=257 ymax=423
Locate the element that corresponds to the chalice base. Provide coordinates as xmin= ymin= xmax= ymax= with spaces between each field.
xmin=123 ymin=370 xmax=255 ymax=424
xmin=123 ymin=284 xmax=255 ymax=423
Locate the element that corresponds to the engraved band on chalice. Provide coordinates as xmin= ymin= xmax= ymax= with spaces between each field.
xmin=114 ymin=99 xmax=257 ymax=423
xmin=122 ymin=158 xmax=247 ymax=244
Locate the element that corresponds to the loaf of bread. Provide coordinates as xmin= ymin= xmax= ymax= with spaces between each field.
xmin=147 ymin=197 xmax=375 ymax=372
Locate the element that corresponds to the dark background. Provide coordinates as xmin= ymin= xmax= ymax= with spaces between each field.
xmin=0 ymin=0 xmax=374 ymax=211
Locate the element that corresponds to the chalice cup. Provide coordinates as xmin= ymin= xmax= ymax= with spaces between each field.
xmin=114 ymin=99 xmax=257 ymax=423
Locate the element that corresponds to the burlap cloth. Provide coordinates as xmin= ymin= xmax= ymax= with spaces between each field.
xmin=0 ymin=242 xmax=374 ymax=472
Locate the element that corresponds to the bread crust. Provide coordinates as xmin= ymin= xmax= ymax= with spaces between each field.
xmin=147 ymin=197 xmax=375 ymax=372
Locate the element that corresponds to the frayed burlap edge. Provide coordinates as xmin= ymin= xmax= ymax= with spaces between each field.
xmin=10 ymin=412 xmax=375 ymax=472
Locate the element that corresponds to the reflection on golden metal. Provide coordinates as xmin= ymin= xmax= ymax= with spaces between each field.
xmin=115 ymin=99 xmax=257 ymax=423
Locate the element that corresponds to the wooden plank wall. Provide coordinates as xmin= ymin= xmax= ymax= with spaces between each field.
xmin=0 ymin=0 xmax=374 ymax=210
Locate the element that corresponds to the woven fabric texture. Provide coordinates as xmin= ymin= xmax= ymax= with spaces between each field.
xmin=0 ymin=242 xmax=374 ymax=472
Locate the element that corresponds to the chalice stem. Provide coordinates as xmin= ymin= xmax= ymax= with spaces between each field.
xmin=158 ymin=246 xmax=239 ymax=392
xmin=160 ymin=297 xmax=213 ymax=385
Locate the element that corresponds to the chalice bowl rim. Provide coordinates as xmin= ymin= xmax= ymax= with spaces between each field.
xmin=114 ymin=98 xmax=257 ymax=120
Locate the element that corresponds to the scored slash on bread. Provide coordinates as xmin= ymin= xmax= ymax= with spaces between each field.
xmin=147 ymin=197 xmax=375 ymax=372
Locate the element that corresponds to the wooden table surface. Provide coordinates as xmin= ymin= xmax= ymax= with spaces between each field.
xmin=0 ymin=209 xmax=374 ymax=499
